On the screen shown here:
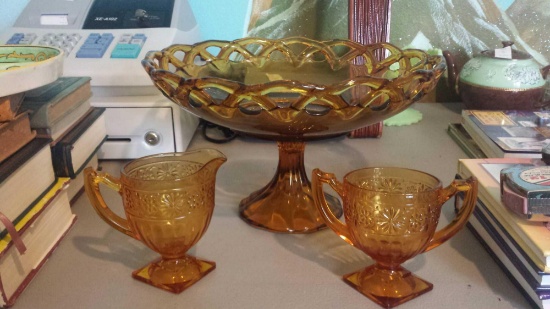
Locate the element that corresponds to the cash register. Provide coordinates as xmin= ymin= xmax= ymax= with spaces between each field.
xmin=0 ymin=0 xmax=201 ymax=158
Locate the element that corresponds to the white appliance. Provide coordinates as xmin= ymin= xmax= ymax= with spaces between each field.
xmin=0 ymin=0 xmax=200 ymax=159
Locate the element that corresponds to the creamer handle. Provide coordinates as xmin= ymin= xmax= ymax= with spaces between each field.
xmin=83 ymin=167 xmax=138 ymax=239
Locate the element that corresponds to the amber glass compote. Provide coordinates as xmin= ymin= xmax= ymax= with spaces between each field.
xmin=312 ymin=167 xmax=478 ymax=308
xmin=142 ymin=37 xmax=445 ymax=233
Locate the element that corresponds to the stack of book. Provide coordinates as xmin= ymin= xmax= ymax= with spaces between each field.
xmin=449 ymin=110 xmax=550 ymax=159
xmin=21 ymin=76 xmax=107 ymax=202
xmin=0 ymin=136 xmax=76 ymax=307
xmin=0 ymin=75 xmax=107 ymax=307
xmin=457 ymin=157 xmax=550 ymax=308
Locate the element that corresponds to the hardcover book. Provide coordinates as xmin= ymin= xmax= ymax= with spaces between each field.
xmin=0 ymin=137 xmax=56 ymax=237
xmin=0 ymin=92 xmax=24 ymax=122
xmin=20 ymin=76 xmax=92 ymax=129
xmin=457 ymin=158 xmax=550 ymax=272
xmin=51 ymin=108 xmax=107 ymax=179
xmin=457 ymin=157 xmax=550 ymax=308
xmin=465 ymin=196 xmax=550 ymax=309
xmin=66 ymin=153 xmax=98 ymax=204
xmin=461 ymin=110 xmax=550 ymax=158
xmin=447 ymin=122 xmax=486 ymax=159
xmin=0 ymin=178 xmax=76 ymax=308
xmin=0 ymin=112 xmax=36 ymax=163
xmin=34 ymin=99 xmax=92 ymax=141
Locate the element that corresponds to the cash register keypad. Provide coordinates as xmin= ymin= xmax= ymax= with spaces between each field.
xmin=5 ymin=32 xmax=146 ymax=59
xmin=110 ymin=33 xmax=147 ymax=58
xmin=76 ymin=33 xmax=114 ymax=58
xmin=6 ymin=32 xmax=83 ymax=55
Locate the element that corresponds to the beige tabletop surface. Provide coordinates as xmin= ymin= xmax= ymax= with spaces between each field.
xmin=14 ymin=103 xmax=531 ymax=309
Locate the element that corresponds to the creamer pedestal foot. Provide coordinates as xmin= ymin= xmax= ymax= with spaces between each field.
xmin=132 ymin=255 xmax=216 ymax=294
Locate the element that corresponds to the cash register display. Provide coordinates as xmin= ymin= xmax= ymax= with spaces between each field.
xmin=83 ymin=0 xmax=174 ymax=29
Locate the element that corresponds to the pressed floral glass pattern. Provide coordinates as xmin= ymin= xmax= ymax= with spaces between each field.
xmin=127 ymin=161 xmax=203 ymax=181
xmin=346 ymin=176 xmax=438 ymax=236
xmin=84 ymin=149 xmax=226 ymax=294
xmin=312 ymin=167 xmax=478 ymax=308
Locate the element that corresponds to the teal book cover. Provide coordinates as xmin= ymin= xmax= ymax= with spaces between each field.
xmin=20 ymin=76 xmax=92 ymax=128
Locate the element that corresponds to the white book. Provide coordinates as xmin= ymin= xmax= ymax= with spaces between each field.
xmin=0 ymin=178 xmax=76 ymax=307
xmin=51 ymin=108 xmax=107 ymax=178
xmin=457 ymin=158 xmax=550 ymax=273
xmin=0 ymin=138 xmax=56 ymax=236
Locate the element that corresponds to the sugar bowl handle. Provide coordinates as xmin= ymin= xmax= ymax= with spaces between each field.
xmin=83 ymin=167 xmax=137 ymax=239
xmin=424 ymin=177 xmax=478 ymax=252
xmin=312 ymin=168 xmax=355 ymax=246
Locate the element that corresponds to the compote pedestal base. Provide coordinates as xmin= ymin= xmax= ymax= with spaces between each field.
xmin=132 ymin=255 xmax=216 ymax=294
xmin=343 ymin=264 xmax=433 ymax=308
xmin=239 ymin=140 xmax=342 ymax=233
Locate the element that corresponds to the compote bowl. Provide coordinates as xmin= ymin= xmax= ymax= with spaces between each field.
xmin=142 ymin=37 xmax=445 ymax=233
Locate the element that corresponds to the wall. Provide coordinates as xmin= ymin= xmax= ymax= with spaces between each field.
xmin=190 ymin=1 xmax=252 ymax=40
xmin=246 ymin=0 xmax=548 ymax=66
xmin=0 ymin=0 xmax=252 ymax=41
xmin=0 ymin=0 xmax=29 ymax=31
xmin=2 ymin=0 xmax=547 ymax=66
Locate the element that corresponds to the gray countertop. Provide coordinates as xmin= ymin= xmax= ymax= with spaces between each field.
xmin=15 ymin=103 xmax=530 ymax=309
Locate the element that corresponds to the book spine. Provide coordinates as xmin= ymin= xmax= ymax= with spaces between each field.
xmin=0 ymin=112 xmax=37 ymax=163
xmin=466 ymin=213 xmax=543 ymax=309
xmin=26 ymin=105 xmax=50 ymax=128
xmin=0 ymin=93 xmax=25 ymax=122
xmin=458 ymin=159 xmax=550 ymax=272
xmin=51 ymin=144 xmax=74 ymax=178
xmin=473 ymin=197 xmax=545 ymax=290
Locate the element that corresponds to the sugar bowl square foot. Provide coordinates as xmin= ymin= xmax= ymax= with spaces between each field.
xmin=132 ymin=256 xmax=216 ymax=294
xmin=343 ymin=265 xmax=433 ymax=308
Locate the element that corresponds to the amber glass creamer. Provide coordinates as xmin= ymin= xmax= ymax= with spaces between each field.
xmin=312 ymin=167 xmax=477 ymax=308
xmin=84 ymin=149 xmax=226 ymax=293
